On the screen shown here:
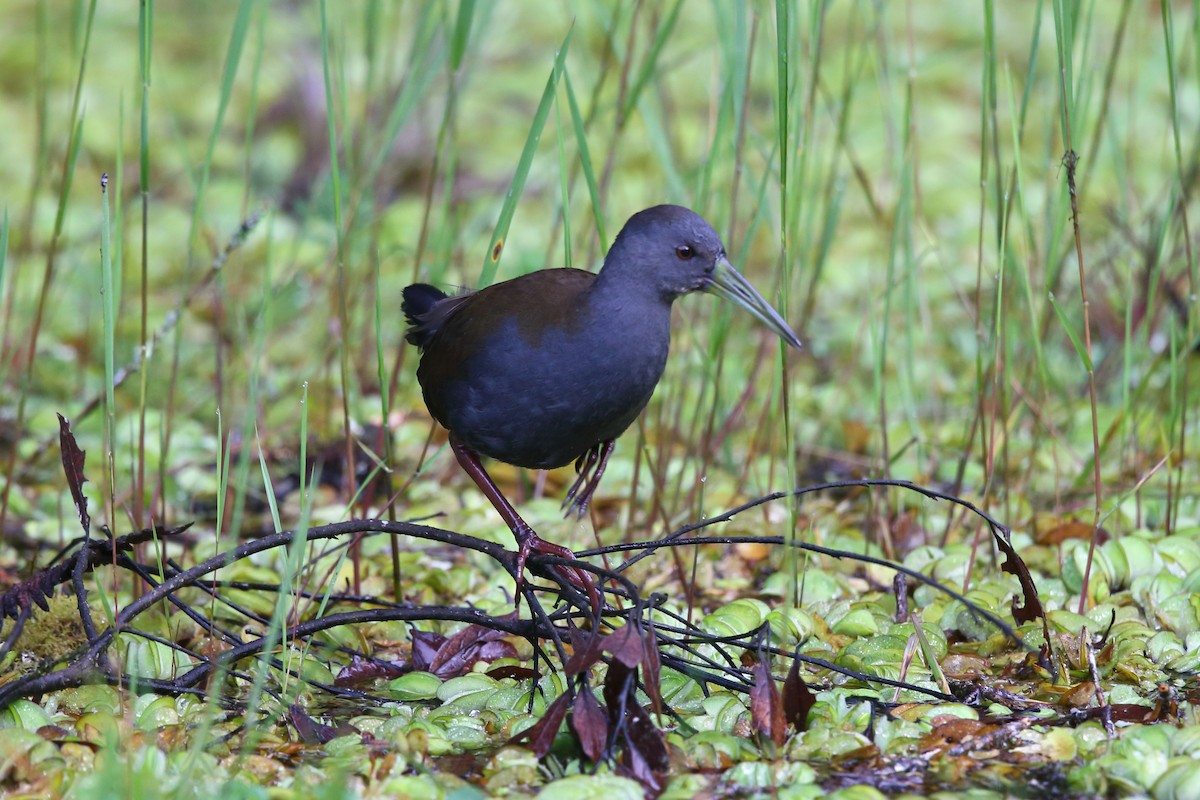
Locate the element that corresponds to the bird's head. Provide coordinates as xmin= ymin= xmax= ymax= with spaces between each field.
xmin=602 ymin=205 xmax=802 ymax=349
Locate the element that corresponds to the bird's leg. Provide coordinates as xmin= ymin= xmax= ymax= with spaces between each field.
xmin=561 ymin=440 xmax=616 ymax=518
xmin=561 ymin=445 xmax=600 ymax=515
xmin=451 ymin=439 xmax=598 ymax=609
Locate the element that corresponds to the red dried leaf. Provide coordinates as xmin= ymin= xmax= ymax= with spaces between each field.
xmin=992 ymin=529 xmax=1044 ymax=623
xmin=570 ymin=683 xmax=608 ymax=762
xmin=782 ymin=656 xmax=815 ymax=732
xmin=623 ymin=702 xmax=668 ymax=771
xmin=616 ymin=747 xmax=666 ymax=796
xmin=289 ymin=704 xmax=354 ymax=744
xmin=434 ymin=640 xmax=517 ymax=678
xmin=603 ymin=659 xmax=634 ymax=712
xmin=56 ymin=414 xmax=90 ymax=536
xmin=919 ymin=716 xmax=993 ymax=753
xmin=749 ymin=658 xmax=786 ymax=747
xmin=334 ymin=655 xmax=404 ymax=686
xmin=429 ymin=624 xmax=487 ymax=674
xmin=614 ymin=702 xmax=668 ymax=795
xmin=476 ymin=639 xmax=519 ymax=661
xmin=641 ymin=628 xmax=663 ymax=717
xmin=410 ymin=629 xmax=445 ymax=671
xmin=486 ymin=664 xmax=536 ymax=681
xmin=564 ymin=629 xmax=606 ymax=676
xmin=604 ymin=623 xmax=645 ymax=669
xmin=429 ymin=621 xmax=518 ymax=678
xmin=593 ymin=639 xmax=671 ymax=795
xmin=509 ymin=691 xmax=571 ymax=757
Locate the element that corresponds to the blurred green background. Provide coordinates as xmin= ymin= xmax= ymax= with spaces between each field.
xmin=0 ymin=0 xmax=1194 ymax=545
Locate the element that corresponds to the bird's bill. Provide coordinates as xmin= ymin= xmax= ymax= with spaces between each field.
xmin=705 ymin=257 xmax=802 ymax=349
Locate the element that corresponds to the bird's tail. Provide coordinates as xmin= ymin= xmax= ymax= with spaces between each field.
xmin=401 ymin=283 xmax=450 ymax=348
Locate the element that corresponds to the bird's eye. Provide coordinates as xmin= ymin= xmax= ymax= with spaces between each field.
xmin=675 ymin=245 xmax=694 ymax=260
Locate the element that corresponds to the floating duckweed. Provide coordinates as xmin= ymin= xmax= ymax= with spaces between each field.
xmin=701 ymin=598 xmax=770 ymax=638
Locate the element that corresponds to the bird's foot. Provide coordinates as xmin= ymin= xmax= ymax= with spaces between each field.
xmin=515 ymin=529 xmax=600 ymax=611
xmin=561 ymin=440 xmax=616 ymax=518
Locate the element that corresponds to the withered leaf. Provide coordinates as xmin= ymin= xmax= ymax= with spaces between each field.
xmin=614 ymin=702 xmax=668 ymax=794
xmin=57 ymin=413 xmax=90 ymax=537
xmin=564 ymin=629 xmax=606 ymax=676
xmin=642 ymin=628 xmax=663 ymax=717
xmin=486 ymin=664 xmax=536 ymax=681
xmin=409 ymin=629 xmax=445 ymax=671
xmin=749 ymin=658 xmax=786 ymax=747
xmin=289 ymin=704 xmax=356 ymax=744
xmin=334 ymin=655 xmax=404 ymax=686
xmin=509 ymin=690 xmax=571 ymax=757
xmin=622 ymin=702 xmax=668 ymax=772
xmin=992 ymin=528 xmax=1044 ymax=623
xmin=605 ymin=623 xmax=645 ymax=669
xmin=1103 ymin=703 xmax=1161 ymax=723
xmin=428 ymin=619 xmax=518 ymax=678
xmin=782 ymin=655 xmax=815 ymax=732
xmin=570 ymin=683 xmax=608 ymax=762
xmin=603 ymin=659 xmax=635 ymax=712
xmin=918 ymin=716 xmax=994 ymax=753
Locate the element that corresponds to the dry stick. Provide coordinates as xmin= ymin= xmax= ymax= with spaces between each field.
xmin=1 ymin=490 xmax=1018 ymax=712
xmin=964 ymin=163 xmax=1014 ymax=596
xmin=623 ymin=425 xmax=647 ymax=546
xmin=684 ymin=348 xmax=720 ymax=526
xmin=945 ymin=52 xmax=995 ymax=552
xmin=713 ymin=335 xmax=771 ymax=469
xmin=0 ymin=518 xmax=571 ymax=707
xmin=1170 ymin=228 xmax=1195 ymax=538
xmin=136 ymin=88 xmax=151 ymax=540
xmin=609 ymin=529 xmax=1022 ymax=649
xmin=1061 ymin=153 xmax=1103 ymax=613
xmin=698 ymin=64 xmax=789 ymax=510
xmin=603 ymin=478 xmax=1026 ymax=646
xmin=367 ymin=223 xmax=403 ymax=604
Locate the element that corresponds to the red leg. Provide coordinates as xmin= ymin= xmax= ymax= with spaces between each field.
xmin=451 ymin=438 xmax=598 ymax=608
xmin=561 ymin=440 xmax=615 ymax=518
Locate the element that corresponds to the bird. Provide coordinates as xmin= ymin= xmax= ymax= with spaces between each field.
xmin=401 ymin=204 xmax=802 ymax=604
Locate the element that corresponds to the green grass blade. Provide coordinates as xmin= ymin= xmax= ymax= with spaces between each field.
xmin=563 ymin=66 xmax=605 ymax=249
xmin=1048 ymin=291 xmax=1092 ymax=372
xmin=774 ymin=0 xmax=791 ymax=250
xmin=188 ymin=0 xmax=255 ymax=263
xmin=365 ymin=8 xmax=444 ymax=186
xmin=619 ymin=0 xmax=683 ymax=122
xmin=450 ymin=0 xmax=477 ymax=70
xmin=478 ymin=23 xmax=574 ymax=288
xmin=554 ymin=90 xmax=572 ymax=267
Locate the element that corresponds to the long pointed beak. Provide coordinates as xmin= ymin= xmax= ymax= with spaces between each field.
xmin=705 ymin=256 xmax=802 ymax=349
